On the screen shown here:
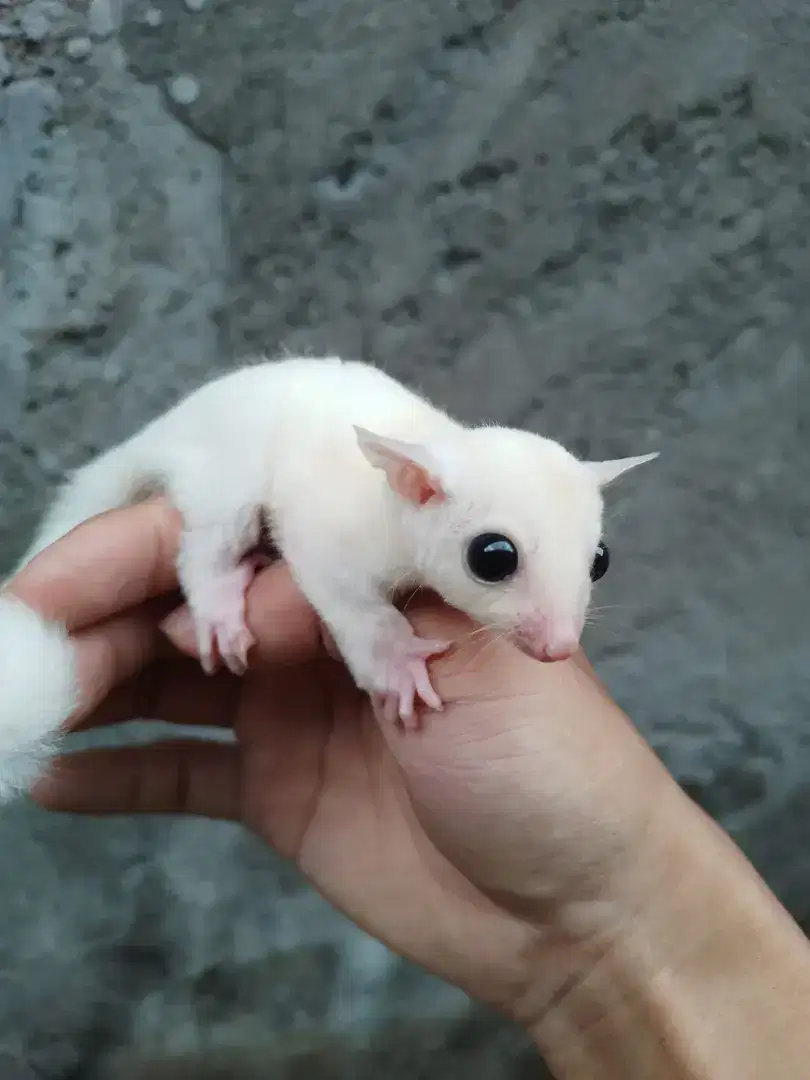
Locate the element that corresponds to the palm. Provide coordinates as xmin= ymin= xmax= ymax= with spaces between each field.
xmin=226 ymin=656 xmax=536 ymax=1009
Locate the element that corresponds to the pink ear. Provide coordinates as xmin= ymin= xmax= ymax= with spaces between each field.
xmin=354 ymin=426 xmax=445 ymax=506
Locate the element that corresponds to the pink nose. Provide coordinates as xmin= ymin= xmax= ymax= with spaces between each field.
xmin=541 ymin=640 xmax=577 ymax=663
xmin=514 ymin=618 xmax=580 ymax=663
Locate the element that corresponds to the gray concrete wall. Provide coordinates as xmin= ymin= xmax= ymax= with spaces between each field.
xmin=1 ymin=0 xmax=809 ymax=1075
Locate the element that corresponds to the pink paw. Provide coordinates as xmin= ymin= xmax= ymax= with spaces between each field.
xmin=370 ymin=634 xmax=451 ymax=729
xmin=193 ymin=562 xmax=257 ymax=676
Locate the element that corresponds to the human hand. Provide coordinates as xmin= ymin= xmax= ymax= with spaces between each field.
xmin=8 ymin=498 xmax=694 ymax=1034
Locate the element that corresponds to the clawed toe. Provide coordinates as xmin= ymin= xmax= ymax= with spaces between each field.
xmin=195 ymin=618 xmax=255 ymax=677
xmin=220 ymin=627 xmax=255 ymax=675
xmin=409 ymin=659 xmax=443 ymax=712
xmin=413 ymin=638 xmax=452 ymax=660
xmin=189 ymin=563 xmax=258 ymax=678
xmin=368 ymin=636 xmax=449 ymax=729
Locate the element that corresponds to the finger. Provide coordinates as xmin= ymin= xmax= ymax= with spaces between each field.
xmin=248 ymin=563 xmax=324 ymax=664
xmin=161 ymin=559 xmax=325 ymax=668
xmin=8 ymin=498 xmax=183 ymax=632
xmin=31 ymin=740 xmax=242 ymax=820
xmin=66 ymin=597 xmax=237 ymax=734
xmin=74 ymin=657 xmax=240 ymax=733
xmin=66 ymin=598 xmax=177 ymax=730
xmin=67 ymin=596 xmax=237 ymax=738
xmin=318 ymin=621 xmax=341 ymax=660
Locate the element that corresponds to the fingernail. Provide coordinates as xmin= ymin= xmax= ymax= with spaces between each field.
xmin=319 ymin=622 xmax=341 ymax=660
xmin=159 ymin=606 xmax=195 ymax=646
xmin=30 ymin=762 xmax=69 ymax=803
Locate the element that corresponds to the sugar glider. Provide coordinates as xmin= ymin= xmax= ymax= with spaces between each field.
xmin=0 ymin=356 xmax=656 ymax=795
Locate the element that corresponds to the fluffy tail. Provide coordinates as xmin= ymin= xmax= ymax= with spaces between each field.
xmin=0 ymin=593 xmax=78 ymax=801
xmin=0 ymin=437 xmax=156 ymax=800
xmin=14 ymin=436 xmax=156 ymax=573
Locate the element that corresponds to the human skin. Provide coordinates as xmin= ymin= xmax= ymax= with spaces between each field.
xmin=8 ymin=497 xmax=810 ymax=1078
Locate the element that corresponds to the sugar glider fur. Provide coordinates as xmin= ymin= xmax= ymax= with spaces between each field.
xmin=0 ymin=356 xmax=656 ymax=798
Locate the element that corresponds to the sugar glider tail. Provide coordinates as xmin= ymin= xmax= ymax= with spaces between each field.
xmin=0 ymin=592 xmax=78 ymax=802
xmin=14 ymin=434 xmax=158 ymax=574
xmin=0 ymin=434 xmax=157 ymax=801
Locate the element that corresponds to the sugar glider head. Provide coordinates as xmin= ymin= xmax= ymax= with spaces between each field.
xmin=355 ymin=423 xmax=657 ymax=662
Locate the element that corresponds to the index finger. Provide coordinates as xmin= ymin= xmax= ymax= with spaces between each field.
xmin=160 ymin=558 xmax=326 ymax=668
xmin=7 ymin=497 xmax=183 ymax=631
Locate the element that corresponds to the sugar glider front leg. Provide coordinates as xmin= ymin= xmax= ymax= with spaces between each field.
xmin=282 ymin=544 xmax=450 ymax=728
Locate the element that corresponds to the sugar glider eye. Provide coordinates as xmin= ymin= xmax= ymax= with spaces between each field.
xmin=590 ymin=540 xmax=610 ymax=582
xmin=466 ymin=532 xmax=519 ymax=584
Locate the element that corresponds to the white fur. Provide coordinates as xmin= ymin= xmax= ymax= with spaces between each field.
xmin=9 ymin=355 xmax=657 ymax=734
xmin=0 ymin=593 xmax=78 ymax=801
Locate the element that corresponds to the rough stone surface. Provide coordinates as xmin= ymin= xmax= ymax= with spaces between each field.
xmin=1 ymin=0 xmax=810 ymax=1075
xmin=65 ymin=36 xmax=93 ymax=61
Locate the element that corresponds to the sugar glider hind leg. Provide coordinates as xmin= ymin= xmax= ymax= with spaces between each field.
xmin=41 ymin=440 xmax=270 ymax=676
xmin=29 ymin=440 xmax=266 ymax=677
xmin=169 ymin=460 xmax=265 ymax=676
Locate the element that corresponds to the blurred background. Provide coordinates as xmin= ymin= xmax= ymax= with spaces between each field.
xmin=1 ymin=0 xmax=810 ymax=1076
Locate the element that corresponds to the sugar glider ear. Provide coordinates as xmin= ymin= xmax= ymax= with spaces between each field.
xmin=354 ymin=426 xmax=446 ymax=506
xmin=584 ymin=451 xmax=659 ymax=487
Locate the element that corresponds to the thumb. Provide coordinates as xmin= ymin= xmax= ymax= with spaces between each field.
xmin=369 ymin=600 xmax=527 ymax=770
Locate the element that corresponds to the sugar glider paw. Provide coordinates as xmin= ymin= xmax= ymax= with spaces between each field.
xmin=197 ymin=615 xmax=255 ymax=677
xmin=190 ymin=562 xmax=257 ymax=677
xmin=368 ymin=632 xmax=451 ymax=729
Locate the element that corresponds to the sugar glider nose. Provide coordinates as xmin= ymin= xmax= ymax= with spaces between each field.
xmin=541 ymin=640 xmax=577 ymax=663
xmin=542 ymin=620 xmax=581 ymax=662
xmin=514 ymin=617 xmax=580 ymax=663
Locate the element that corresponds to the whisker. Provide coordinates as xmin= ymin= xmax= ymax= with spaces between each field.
xmin=586 ymin=622 xmax=624 ymax=645
xmin=453 ymin=622 xmax=504 ymax=647
xmin=400 ymin=586 xmax=421 ymax=613
xmin=464 ymin=622 xmax=502 ymax=638
xmin=469 ymin=630 xmax=510 ymax=666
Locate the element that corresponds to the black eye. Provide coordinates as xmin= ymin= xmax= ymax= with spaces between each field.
xmin=466 ymin=532 xmax=519 ymax=583
xmin=590 ymin=540 xmax=610 ymax=582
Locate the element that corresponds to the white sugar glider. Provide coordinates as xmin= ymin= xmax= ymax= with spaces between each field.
xmin=0 ymin=355 xmax=656 ymax=795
